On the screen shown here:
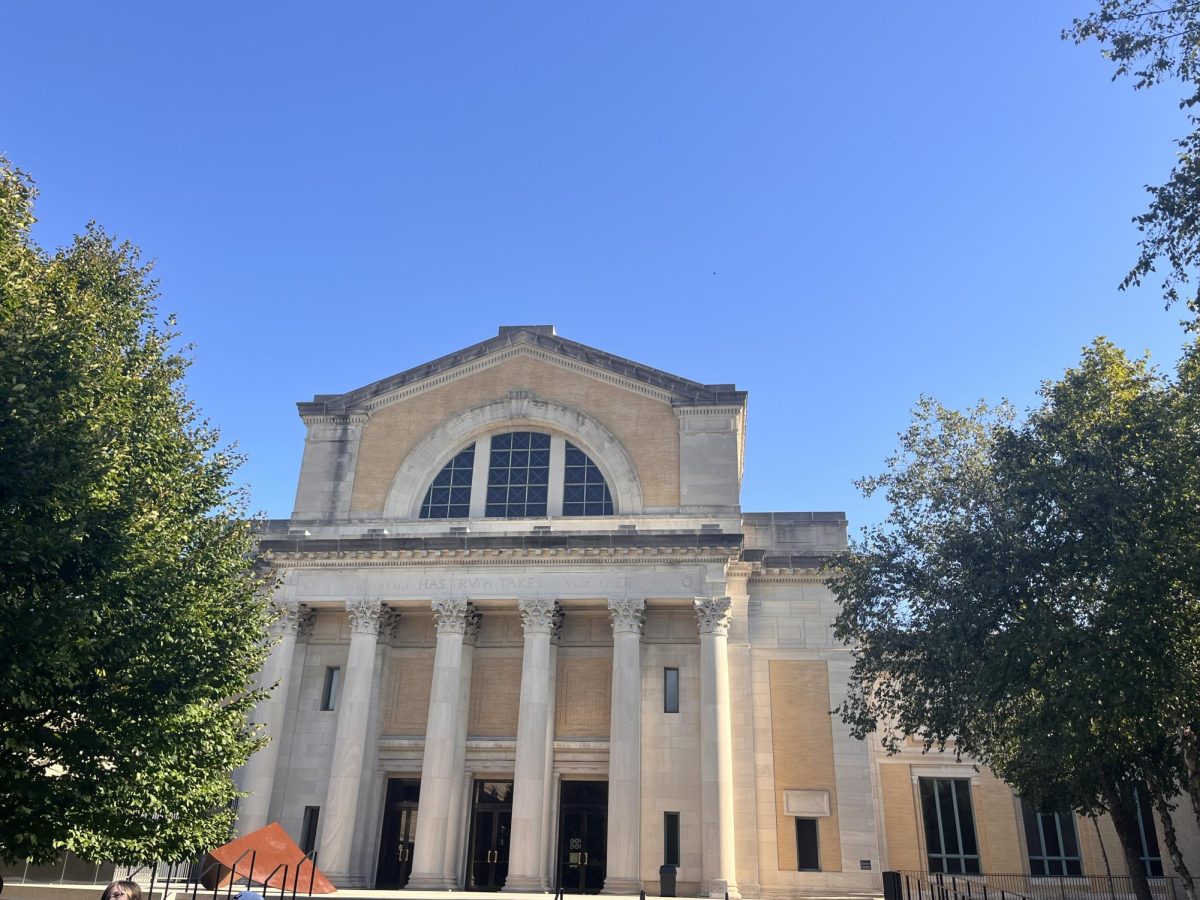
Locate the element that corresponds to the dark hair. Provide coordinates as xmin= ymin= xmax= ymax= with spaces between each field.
xmin=102 ymin=881 xmax=143 ymax=900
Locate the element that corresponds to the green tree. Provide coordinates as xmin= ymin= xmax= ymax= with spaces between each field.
xmin=0 ymin=158 xmax=275 ymax=865
xmin=1067 ymin=2 xmax=1200 ymax=319
xmin=828 ymin=339 xmax=1200 ymax=900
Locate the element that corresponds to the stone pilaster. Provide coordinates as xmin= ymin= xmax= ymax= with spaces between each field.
xmin=409 ymin=599 xmax=473 ymax=890
xmin=504 ymin=598 xmax=561 ymax=892
xmin=442 ymin=607 xmax=482 ymax=886
xmin=603 ymin=597 xmax=646 ymax=894
xmin=237 ymin=603 xmax=305 ymax=836
xmin=695 ymin=597 xmax=740 ymax=900
xmin=319 ymin=599 xmax=383 ymax=886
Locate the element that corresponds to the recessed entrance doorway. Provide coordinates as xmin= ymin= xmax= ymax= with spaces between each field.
xmin=375 ymin=778 xmax=420 ymax=888
xmin=467 ymin=780 xmax=513 ymax=890
xmin=556 ymin=781 xmax=607 ymax=893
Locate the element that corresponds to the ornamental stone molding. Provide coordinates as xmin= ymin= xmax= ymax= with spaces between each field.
xmin=608 ymin=597 xmax=646 ymax=635
xmin=380 ymin=608 xmax=405 ymax=646
xmin=382 ymin=397 xmax=644 ymax=518
xmin=432 ymin=597 xmax=471 ymax=634
xmin=518 ymin=596 xmax=561 ymax=635
xmin=346 ymin=598 xmax=384 ymax=635
xmin=694 ymin=596 xmax=733 ymax=636
xmin=463 ymin=606 xmax=483 ymax=645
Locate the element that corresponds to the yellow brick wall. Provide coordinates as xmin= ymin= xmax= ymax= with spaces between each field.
xmin=381 ymin=651 xmax=434 ymax=735
xmin=468 ymin=655 xmax=522 ymax=737
xmin=555 ymin=654 xmax=612 ymax=738
xmin=349 ymin=356 xmax=681 ymax=512
xmin=1079 ymin=811 xmax=1131 ymax=877
xmin=974 ymin=770 xmax=1023 ymax=872
xmin=879 ymin=764 xmax=922 ymax=871
xmin=769 ymin=660 xmax=843 ymax=872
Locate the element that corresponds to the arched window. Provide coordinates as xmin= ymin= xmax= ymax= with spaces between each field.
xmin=418 ymin=445 xmax=475 ymax=519
xmin=416 ymin=431 xmax=614 ymax=519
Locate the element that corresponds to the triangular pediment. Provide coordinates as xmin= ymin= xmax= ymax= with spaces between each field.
xmin=298 ymin=325 xmax=746 ymax=419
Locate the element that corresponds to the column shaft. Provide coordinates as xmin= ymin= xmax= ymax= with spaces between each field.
xmin=696 ymin=597 xmax=740 ymax=900
xmin=319 ymin=600 xmax=383 ymax=885
xmin=503 ymin=598 xmax=560 ymax=892
xmin=409 ymin=599 xmax=472 ymax=889
xmin=604 ymin=598 xmax=645 ymax=894
xmin=442 ymin=605 xmax=480 ymax=886
xmin=237 ymin=605 xmax=304 ymax=835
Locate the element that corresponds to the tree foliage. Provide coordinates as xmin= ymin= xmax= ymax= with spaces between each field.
xmin=1067 ymin=1 xmax=1200 ymax=318
xmin=829 ymin=339 xmax=1200 ymax=899
xmin=0 ymin=158 xmax=275 ymax=865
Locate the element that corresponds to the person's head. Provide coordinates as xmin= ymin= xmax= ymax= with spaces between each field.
xmin=102 ymin=881 xmax=142 ymax=900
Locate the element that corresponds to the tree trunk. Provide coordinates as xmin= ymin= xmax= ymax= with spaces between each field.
xmin=1093 ymin=816 xmax=1114 ymax=880
xmin=1153 ymin=792 xmax=1197 ymax=900
xmin=1180 ymin=725 xmax=1200 ymax=830
xmin=1098 ymin=767 xmax=1154 ymax=900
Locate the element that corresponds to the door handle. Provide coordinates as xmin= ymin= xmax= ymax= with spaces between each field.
xmin=582 ymin=852 xmax=588 ymax=865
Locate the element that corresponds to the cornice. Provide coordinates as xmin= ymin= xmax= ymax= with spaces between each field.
xmin=261 ymin=545 xmax=739 ymax=568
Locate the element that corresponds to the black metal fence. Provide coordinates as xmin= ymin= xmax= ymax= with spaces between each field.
xmin=886 ymin=870 xmax=1181 ymax=900
xmin=118 ymin=850 xmax=321 ymax=900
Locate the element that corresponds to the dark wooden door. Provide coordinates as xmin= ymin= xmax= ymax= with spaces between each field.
xmin=375 ymin=779 xmax=420 ymax=888
xmin=467 ymin=780 xmax=513 ymax=890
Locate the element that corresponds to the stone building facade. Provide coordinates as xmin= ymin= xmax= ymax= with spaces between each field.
xmin=241 ymin=326 xmax=1197 ymax=896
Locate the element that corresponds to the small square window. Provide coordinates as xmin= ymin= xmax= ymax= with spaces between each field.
xmin=321 ymin=666 xmax=341 ymax=711
xmin=796 ymin=818 xmax=820 ymax=871
xmin=664 ymin=668 xmax=680 ymax=714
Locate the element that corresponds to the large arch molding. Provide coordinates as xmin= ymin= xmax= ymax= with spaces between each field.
xmin=383 ymin=397 xmax=645 ymax=519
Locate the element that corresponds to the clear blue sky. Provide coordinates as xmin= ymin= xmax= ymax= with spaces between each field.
xmin=3 ymin=2 xmax=1191 ymax=533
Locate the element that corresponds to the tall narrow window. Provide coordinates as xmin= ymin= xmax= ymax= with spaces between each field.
xmin=419 ymin=445 xmax=475 ymax=519
xmin=299 ymin=806 xmax=320 ymax=855
xmin=664 ymin=668 xmax=680 ymax=714
xmin=562 ymin=442 xmax=613 ymax=516
xmin=919 ymin=777 xmax=981 ymax=874
xmin=1134 ymin=787 xmax=1164 ymax=877
xmin=795 ymin=818 xmax=820 ymax=871
xmin=321 ymin=666 xmax=341 ymax=711
xmin=664 ymin=812 xmax=680 ymax=866
xmin=1021 ymin=801 xmax=1082 ymax=876
xmin=486 ymin=432 xmax=550 ymax=517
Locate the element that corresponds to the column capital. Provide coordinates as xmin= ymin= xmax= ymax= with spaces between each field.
xmin=518 ymin=597 xmax=561 ymax=635
xmin=694 ymin=596 xmax=732 ymax=636
xmin=464 ymin=606 xmax=483 ymax=645
xmin=432 ymin=597 xmax=471 ymax=634
xmin=269 ymin=602 xmax=308 ymax=638
xmin=608 ymin=597 xmax=646 ymax=635
xmin=380 ymin=608 xmax=405 ymax=645
xmin=346 ymin=598 xmax=384 ymax=635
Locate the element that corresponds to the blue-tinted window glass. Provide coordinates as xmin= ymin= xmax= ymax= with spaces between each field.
xmin=420 ymin=445 xmax=475 ymax=518
xmin=485 ymin=432 xmax=550 ymax=517
xmin=561 ymin=442 xmax=613 ymax=516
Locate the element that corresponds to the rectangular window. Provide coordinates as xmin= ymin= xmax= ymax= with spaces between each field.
xmin=1021 ymin=801 xmax=1082 ymax=877
xmin=664 ymin=812 xmax=680 ymax=866
xmin=299 ymin=806 xmax=320 ymax=855
xmin=795 ymin=818 xmax=820 ymax=871
xmin=664 ymin=668 xmax=680 ymax=713
xmin=320 ymin=666 xmax=341 ymax=711
xmin=1134 ymin=787 xmax=1165 ymax=877
xmin=918 ymin=777 xmax=981 ymax=875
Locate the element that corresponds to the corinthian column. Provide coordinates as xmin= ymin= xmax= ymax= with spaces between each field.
xmin=503 ymin=597 xmax=561 ymax=892
xmin=443 ymin=607 xmax=481 ymax=886
xmin=603 ymin=597 xmax=646 ymax=894
xmin=237 ymin=603 xmax=308 ymax=835
xmin=695 ymin=597 xmax=740 ymax=900
xmin=408 ymin=599 xmax=474 ymax=890
xmin=319 ymin=599 xmax=383 ymax=886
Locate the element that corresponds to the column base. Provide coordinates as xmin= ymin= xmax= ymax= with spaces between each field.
xmin=405 ymin=874 xmax=449 ymax=890
xmin=503 ymin=875 xmax=550 ymax=892
xmin=327 ymin=874 xmax=369 ymax=889
xmin=704 ymin=879 xmax=741 ymax=900
xmin=602 ymin=877 xmax=643 ymax=894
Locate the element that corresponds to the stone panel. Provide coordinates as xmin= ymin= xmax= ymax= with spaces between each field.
xmin=380 ymin=650 xmax=435 ymax=735
xmin=974 ymin=770 xmax=1023 ymax=872
xmin=769 ymin=660 xmax=843 ymax=872
xmin=555 ymin=654 xmax=612 ymax=738
xmin=349 ymin=355 xmax=680 ymax=513
xmin=469 ymin=654 xmax=522 ymax=737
